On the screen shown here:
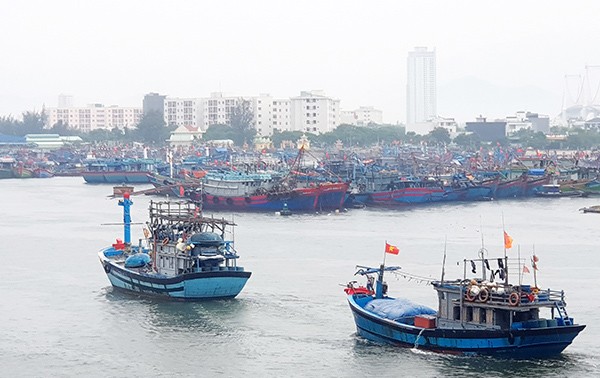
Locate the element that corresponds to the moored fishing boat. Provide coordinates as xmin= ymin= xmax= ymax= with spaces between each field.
xmin=98 ymin=193 xmax=251 ymax=300
xmin=83 ymin=158 xmax=158 ymax=183
xmin=345 ymin=243 xmax=585 ymax=358
xmin=197 ymin=181 xmax=349 ymax=212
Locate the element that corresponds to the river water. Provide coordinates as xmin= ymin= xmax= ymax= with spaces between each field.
xmin=1 ymin=177 xmax=599 ymax=377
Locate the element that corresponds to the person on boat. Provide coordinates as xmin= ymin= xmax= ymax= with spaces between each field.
xmin=366 ymin=276 xmax=375 ymax=292
xmin=176 ymin=238 xmax=186 ymax=253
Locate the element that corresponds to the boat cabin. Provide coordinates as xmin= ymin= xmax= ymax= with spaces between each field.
xmin=147 ymin=201 xmax=241 ymax=276
xmin=431 ymin=257 xmax=570 ymax=331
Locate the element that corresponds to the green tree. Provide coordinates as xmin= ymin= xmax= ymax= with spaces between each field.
xmin=203 ymin=124 xmax=237 ymax=141
xmin=229 ymin=99 xmax=256 ymax=145
xmin=453 ymin=133 xmax=481 ymax=149
xmin=0 ymin=116 xmax=19 ymax=135
xmin=134 ymin=110 xmax=171 ymax=144
xmin=425 ymin=127 xmax=451 ymax=146
xmin=49 ymin=120 xmax=72 ymax=135
xmin=20 ymin=110 xmax=47 ymax=135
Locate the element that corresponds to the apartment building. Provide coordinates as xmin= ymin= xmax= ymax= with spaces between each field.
xmin=45 ymin=103 xmax=143 ymax=132
xmin=289 ymin=90 xmax=340 ymax=134
xmin=341 ymin=106 xmax=383 ymax=126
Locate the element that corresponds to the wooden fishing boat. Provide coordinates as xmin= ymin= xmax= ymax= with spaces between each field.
xmin=345 ymin=246 xmax=585 ymax=357
xmin=98 ymin=194 xmax=251 ymax=300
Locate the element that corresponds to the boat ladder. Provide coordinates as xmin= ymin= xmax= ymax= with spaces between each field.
xmin=555 ymin=303 xmax=571 ymax=325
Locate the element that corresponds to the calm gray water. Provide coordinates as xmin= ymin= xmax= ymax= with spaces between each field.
xmin=1 ymin=177 xmax=599 ymax=377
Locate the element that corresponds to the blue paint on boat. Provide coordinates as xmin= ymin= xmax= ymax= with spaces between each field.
xmin=99 ymin=195 xmax=250 ymax=300
xmin=345 ymin=249 xmax=585 ymax=358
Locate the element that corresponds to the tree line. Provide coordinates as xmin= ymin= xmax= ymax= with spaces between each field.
xmin=3 ymin=107 xmax=600 ymax=150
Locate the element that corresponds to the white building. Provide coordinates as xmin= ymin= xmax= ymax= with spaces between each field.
xmin=164 ymin=90 xmax=341 ymax=137
xmin=407 ymin=47 xmax=436 ymax=125
xmin=45 ymin=104 xmax=143 ymax=132
xmin=406 ymin=116 xmax=457 ymax=136
xmin=505 ymin=111 xmax=550 ymax=135
xmin=289 ymin=90 xmax=340 ymax=134
xmin=341 ymin=106 xmax=383 ymax=126
xmin=164 ymin=97 xmax=202 ymax=130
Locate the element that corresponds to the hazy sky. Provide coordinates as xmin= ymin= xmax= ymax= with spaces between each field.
xmin=1 ymin=0 xmax=599 ymax=123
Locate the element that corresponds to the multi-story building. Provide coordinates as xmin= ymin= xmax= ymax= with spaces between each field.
xmin=164 ymin=93 xmax=292 ymax=137
xmin=341 ymin=106 xmax=383 ymax=126
xmin=289 ymin=90 xmax=340 ymax=134
xmin=407 ymin=47 xmax=436 ymax=125
xmin=164 ymin=97 xmax=202 ymax=129
xmin=164 ymin=90 xmax=340 ymax=136
xmin=143 ymin=92 xmax=166 ymax=116
xmin=45 ymin=103 xmax=143 ymax=132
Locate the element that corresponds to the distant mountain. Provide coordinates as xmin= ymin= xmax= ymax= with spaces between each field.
xmin=437 ymin=76 xmax=561 ymax=123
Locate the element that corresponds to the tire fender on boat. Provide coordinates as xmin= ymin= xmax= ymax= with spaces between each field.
xmin=508 ymin=292 xmax=520 ymax=306
xmin=465 ymin=285 xmax=478 ymax=301
xmin=478 ymin=288 xmax=490 ymax=302
xmin=245 ymin=196 xmax=252 ymax=204
xmin=213 ymin=196 xmax=220 ymax=204
xmin=104 ymin=263 xmax=111 ymax=273
xmin=226 ymin=198 xmax=234 ymax=205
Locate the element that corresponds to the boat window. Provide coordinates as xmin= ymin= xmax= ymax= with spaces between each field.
xmin=480 ymin=308 xmax=487 ymax=324
xmin=466 ymin=307 xmax=473 ymax=322
xmin=453 ymin=306 xmax=460 ymax=320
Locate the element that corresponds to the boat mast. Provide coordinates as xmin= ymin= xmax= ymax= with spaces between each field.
xmin=118 ymin=192 xmax=133 ymax=246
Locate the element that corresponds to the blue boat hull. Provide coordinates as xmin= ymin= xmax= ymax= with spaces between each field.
xmin=348 ymin=295 xmax=585 ymax=358
xmin=101 ymin=257 xmax=251 ymax=300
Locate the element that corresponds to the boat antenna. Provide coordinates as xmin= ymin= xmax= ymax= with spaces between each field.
xmin=479 ymin=216 xmax=486 ymax=281
xmin=518 ymin=244 xmax=522 ymax=286
xmin=532 ymin=245 xmax=538 ymax=288
xmin=440 ymin=235 xmax=447 ymax=284
xmin=501 ymin=212 xmax=509 ymax=285
xmin=382 ymin=240 xmax=388 ymax=267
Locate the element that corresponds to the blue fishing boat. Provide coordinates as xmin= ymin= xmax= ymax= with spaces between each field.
xmin=83 ymin=158 xmax=159 ymax=183
xmin=345 ymin=248 xmax=585 ymax=358
xmin=98 ymin=193 xmax=251 ymax=300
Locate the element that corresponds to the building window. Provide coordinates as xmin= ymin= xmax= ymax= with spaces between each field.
xmin=306 ymin=120 xmax=310 ymax=124
xmin=313 ymin=113 xmax=316 ymax=116
xmin=312 ymin=120 xmax=316 ymax=124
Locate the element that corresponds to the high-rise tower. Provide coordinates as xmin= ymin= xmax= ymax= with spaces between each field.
xmin=407 ymin=47 xmax=436 ymax=125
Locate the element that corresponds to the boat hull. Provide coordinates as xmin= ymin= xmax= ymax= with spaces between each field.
xmin=83 ymin=171 xmax=152 ymax=184
xmin=197 ymin=183 xmax=349 ymax=212
xmin=100 ymin=253 xmax=251 ymax=300
xmin=348 ymin=295 xmax=585 ymax=358
xmin=369 ymin=188 xmax=447 ymax=205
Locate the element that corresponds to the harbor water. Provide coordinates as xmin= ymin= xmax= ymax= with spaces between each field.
xmin=1 ymin=177 xmax=599 ymax=377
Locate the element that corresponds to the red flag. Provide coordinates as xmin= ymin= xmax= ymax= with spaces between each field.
xmin=523 ymin=265 xmax=530 ymax=274
xmin=179 ymin=186 xmax=185 ymax=197
xmin=385 ymin=242 xmax=399 ymax=255
xmin=503 ymin=231 xmax=513 ymax=249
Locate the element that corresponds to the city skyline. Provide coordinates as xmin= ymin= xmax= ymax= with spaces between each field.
xmin=1 ymin=1 xmax=599 ymax=124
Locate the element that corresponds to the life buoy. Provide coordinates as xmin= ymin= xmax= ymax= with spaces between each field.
xmin=508 ymin=292 xmax=520 ymax=306
xmin=465 ymin=286 xmax=477 ymax=301
xmin=104 ymin=263 xmax=111 ymax=273
xmin=162 ymin=238 xmax=169 ymax=246
xmin=478 ymin=288 xmax=490 ymax=303
xmin=226 ymin=198 xmax=234 ymax=205
xmin=213 ymin=196 xmax=220 ymax=204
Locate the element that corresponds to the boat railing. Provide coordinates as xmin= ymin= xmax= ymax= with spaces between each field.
xmin=458 ymin=280 xmax=566 ymax=307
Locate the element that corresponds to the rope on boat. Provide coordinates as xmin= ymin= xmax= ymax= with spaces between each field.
xmin=390 ymin=271 xmax=435 ymax=285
